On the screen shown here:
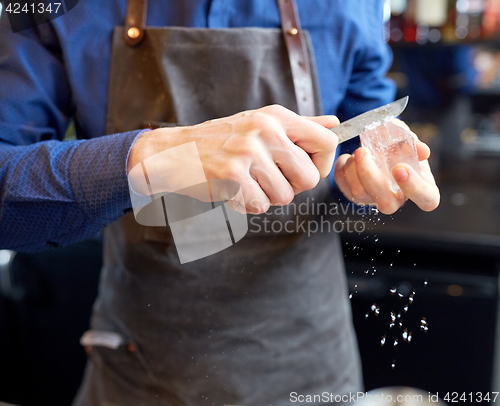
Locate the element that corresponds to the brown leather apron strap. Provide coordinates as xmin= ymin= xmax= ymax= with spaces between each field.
xmin=121 ymin=0 xmax=316 ymax=116
xmin=123 ymin=0 xmax=147 ymax=46
xmin=276 ymin=0 xmax=316 ymax=116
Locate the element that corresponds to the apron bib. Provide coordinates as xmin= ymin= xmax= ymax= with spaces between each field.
xmin=74 ymin=1 xmax=362 ymax=405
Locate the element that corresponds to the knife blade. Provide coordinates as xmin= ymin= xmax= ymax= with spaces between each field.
xmin=331 ymin=96 xmax=409 ymax=144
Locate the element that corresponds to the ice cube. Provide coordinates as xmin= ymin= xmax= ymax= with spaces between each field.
xmin=360 ymin=121 xmax=421 ymax=193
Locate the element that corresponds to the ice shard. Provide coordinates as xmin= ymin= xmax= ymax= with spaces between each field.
xmin=360 ymin=121 xmax=421 ymax=193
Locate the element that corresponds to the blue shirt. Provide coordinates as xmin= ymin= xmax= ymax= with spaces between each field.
xmin=0 ymin=0 xmax=395 ymax=251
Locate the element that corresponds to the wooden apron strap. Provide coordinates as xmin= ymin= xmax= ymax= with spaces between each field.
xmin=122 ymin=0 xmax=315 ymax=116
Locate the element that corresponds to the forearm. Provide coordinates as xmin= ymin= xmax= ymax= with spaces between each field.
xmin=0 ymin=130 xmax=143 ymax=252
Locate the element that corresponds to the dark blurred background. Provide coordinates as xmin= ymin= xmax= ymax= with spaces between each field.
xmin=3 ymin=0 xmax=500 ymax=405
xmin=344 ymin=0 xmax=500 ymax=401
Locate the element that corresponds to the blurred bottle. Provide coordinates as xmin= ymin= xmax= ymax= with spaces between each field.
xmin=454 ymin=0 xmax=485 ymax=41
xmin=389 ymin=0 xmax=407 ymax=43
xmin=389 ymin=0 xmax=406 ymax=43
xmin=414 ymin=0 xmax=449 ymax=43
xmin=482 ymin=0 xmax=500 ymax=39
xmin=441 ymin=0 xmax=459 ymax=42
xmin=403 ymin=0 xmax=417 ymax=42
xmin=389 ymin=0 xmax=500 ymax=43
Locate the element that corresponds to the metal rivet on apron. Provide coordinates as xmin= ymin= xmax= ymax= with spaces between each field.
xmin=127 ymin=27 xmax=141 ymax=39
xmin=288 ymin=27 xmax=298 ymax=35
xmin=127 ymin=343 xmax=138 ymax=353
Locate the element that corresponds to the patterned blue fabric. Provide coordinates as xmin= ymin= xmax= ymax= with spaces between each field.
xmin=0 ymin=0 xmax=395 ymax=252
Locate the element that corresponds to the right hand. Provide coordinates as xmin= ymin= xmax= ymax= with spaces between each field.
xmin=127 ymin=105 xmax=339 ymax=214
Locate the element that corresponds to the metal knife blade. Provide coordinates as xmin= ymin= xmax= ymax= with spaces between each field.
xmin=331 ymin=96 xmax=409 ymax=143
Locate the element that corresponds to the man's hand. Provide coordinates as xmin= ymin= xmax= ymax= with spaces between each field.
xmin=128 ymin=105 xmax=339 ymax=214
xmin=333 ymin=120 xmax=440 ymax=214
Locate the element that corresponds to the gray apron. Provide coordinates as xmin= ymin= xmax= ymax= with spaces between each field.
xmin=74 ymin=1 xmax=362 ymax=405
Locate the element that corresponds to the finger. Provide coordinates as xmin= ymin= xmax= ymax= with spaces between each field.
xmin=416 ymin=140 xmax=431 ymax=161
xmin=273 ymin=140 xmax=320 ymax=194
xmin=240 ymin=176 xmax=271 ymax=214
xmin=393 ymin=163 xmax=440 ymax=212
xmin=264 ymin=106 xmax=339 ymax=177
xmin=296 ymin=116 xmax=339 ymax=178
xmin=250 ymin=161 xmax=295 ymax=206
xmin=334 ymin=154 xmax=374 ymax=205
xmin=418 ymin=159 xmax=437 ymax=186
xmin=333 ymin=154 xmax=356 ymax=202
xmin=343 ymin=154 xmax=373 ymax=204
xmin=354 ymin=147 xmax=405 ymax=214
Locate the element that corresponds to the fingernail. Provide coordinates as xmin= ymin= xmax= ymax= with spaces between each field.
xmin=393 ymin=167 xmax=409 ymax=182
xmin=355 ymin=148 xmax=365 ymax=162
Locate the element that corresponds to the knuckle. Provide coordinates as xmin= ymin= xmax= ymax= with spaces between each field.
xmin=249 ymin=111 xmax=269 ymax=124
xmin=262 ymin=104 xmax=288 ymax=115
xmin=239 ymin=134 xmax=260 ymax=152
xmin=246 ymin=114 xmax=281 ymax=136
xmin=295 ymin=170 xmax=319 ymax=192
xmin=221 ymin=160 xmax=244 ymax=182
xmin=272 ymin=131 xmax=290 ymax=148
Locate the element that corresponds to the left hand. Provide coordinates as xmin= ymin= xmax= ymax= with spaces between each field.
xmin=333 ymin=119 xmax=440 ymax=215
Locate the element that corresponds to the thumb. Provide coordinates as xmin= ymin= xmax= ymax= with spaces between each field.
xmin=393 ymin=163 xmax=440 ymax=212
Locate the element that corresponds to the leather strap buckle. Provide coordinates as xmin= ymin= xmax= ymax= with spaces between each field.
xmin=123 ymin=0 xmax=147 ymax=46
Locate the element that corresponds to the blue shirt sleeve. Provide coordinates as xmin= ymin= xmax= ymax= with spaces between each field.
xmin=0 ymin=14 xmax=139 ymax=252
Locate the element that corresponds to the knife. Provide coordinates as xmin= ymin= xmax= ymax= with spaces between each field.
xmin=331 ymin=96 xmax=409 ymax=143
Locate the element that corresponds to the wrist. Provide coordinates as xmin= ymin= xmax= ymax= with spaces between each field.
xmin=127 ymin=127 xmax=171 ymax=174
